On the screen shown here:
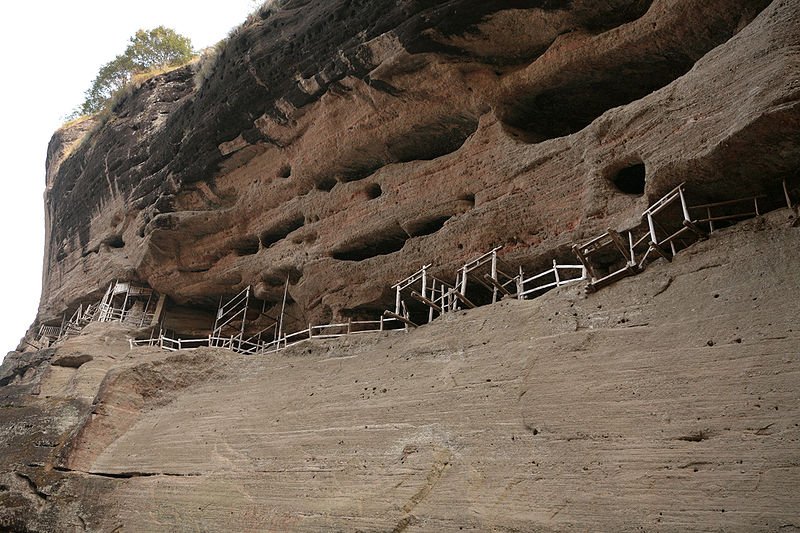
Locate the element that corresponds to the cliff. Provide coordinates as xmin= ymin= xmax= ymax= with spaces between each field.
xmin=2 ymin=212 xmax=799 ymax=530
xmin=36 ymin=0 xmax=799 ymax=338
xmin=2 ymin=0 xmax=800 ymax=530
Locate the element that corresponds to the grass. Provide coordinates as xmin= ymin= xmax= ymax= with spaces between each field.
xmin=193 ymin=0 xmax=287 ymax=92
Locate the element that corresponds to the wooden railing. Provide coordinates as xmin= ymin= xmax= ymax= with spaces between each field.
xmin=517 ymin=261 xmax=586 ymax=299
xmin=129 ymin=317 xmax=404 ymax=354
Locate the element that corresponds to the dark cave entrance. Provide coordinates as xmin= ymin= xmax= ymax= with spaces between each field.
xmin=612 ymin=163 xmax=646 ymax=195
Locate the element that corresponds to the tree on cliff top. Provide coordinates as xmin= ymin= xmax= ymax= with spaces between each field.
xmin=78 ymin=26 xmax=194 ymax=116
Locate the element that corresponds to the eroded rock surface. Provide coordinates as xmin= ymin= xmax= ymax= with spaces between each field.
xmin=3 ymin=214 xmax=799 ymax=530
xmin=35 ymin=0 xmax=799 ymax=337
xmin=7 ymin=0 xmax=800 ymax=528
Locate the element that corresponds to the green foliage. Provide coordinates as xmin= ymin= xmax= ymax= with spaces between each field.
xmin=76 ymin=26 xmax=194 ymax=117
xmin=126 ymin=27 xmax=194 ymax=70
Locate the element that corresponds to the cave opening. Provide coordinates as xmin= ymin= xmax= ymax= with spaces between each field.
xmin=331 ymin=225 xmax=409 ymax=262
xmin=260 ymin=215 xmax=306 ymax=248
xmin=406 ymin=216 xmax=451 ymax=238
xmin=364 ymin=183 xmax=382 ymax=200
xmin=232 ymin=236 xmax=260 ymax=256
xmin=612 ymin=163 xmax=646 ymax=195
xmin=315 ymin=177 xmax=337 ymax=191
xmin=497 ymin=11 xmax=767 ymax=145
xmin=105 ymin=235 xmax=125 ymax=249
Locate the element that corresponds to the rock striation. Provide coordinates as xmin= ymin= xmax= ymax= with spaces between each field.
xmin=3 ymin=0 xmax=800 ymax=529
xmin=35 ymin=0 xmax=799 ymax=339
xmin=2 ymin=212 xmax=799 ymax=530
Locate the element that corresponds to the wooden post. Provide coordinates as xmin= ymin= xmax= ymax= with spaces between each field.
xmin=647 ymin=213 xmax=658 ymax=247
xmin=628 ymin=231 xmax=635 ymax=265
xmin=428 ymin=280 xmax=435 ymax=323
xmin=490 ymin=251 xmax=498 ymax=304
xmin=395 ymin=285 xmax=402 ymax=315
xmin=783 ymin=178 xmax=793 ymax=209
xmin=120 ymin=284 xmax=130 ymax=325
xmin=379 ymin=315 xmax=384 ymax=331
xmin=678 ymin=185 xmax=691 ymax=222
xmin=460 ymin=266 xmax=468 ymax=302
xmin=707 ymin=207 xmax=715 ymax=232
xmin=141 ymin=291 xmax=153 ymax=328
xmin=452 ymin=272 xmax=460 ymax=310
xmin=239 ymin=286 xmax=250 ymax=346
xmin=421 ymin=267 xmax=427 ymax=306
xmin=278 ymin=276 xmax=289 ymax=342
xmin=553 ymin=259 xmax=561 ymax=287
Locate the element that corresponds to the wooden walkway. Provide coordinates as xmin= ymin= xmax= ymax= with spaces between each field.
xmin=37 ymin=178 xmax=798 ymax=354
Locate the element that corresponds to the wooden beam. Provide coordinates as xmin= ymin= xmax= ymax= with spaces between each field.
xmin=783 ymin=178 xmax=793 ymax=209
xmin=648 ymin=242 xmax=672 ymax=262
xmin=571 ymin=243 xmax=596 ymax=281
xmin=450 ymin=290 xmax=476 ymax=309
xmin=482 ymin=274 xmax=513 ymax=296
xmin=607 ymin=229 xmax=630 ymax=259
xmin=150 ymin=293 xmax=167 ymax=326
xmin=383 ymin=310 xmax=418 ymax=328
xmin=411 ymin=291 xmax=442 ymax=313
xmin=682 ymin=219 xmax=707 ymax=239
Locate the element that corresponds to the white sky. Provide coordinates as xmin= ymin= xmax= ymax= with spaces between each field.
xmin=0 ymin=1 xmax=259 ymax=359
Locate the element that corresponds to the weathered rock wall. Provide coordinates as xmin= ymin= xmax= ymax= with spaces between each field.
xmin=3 ymin=213 xmax=799 ymax=530
xmin=37 ymin=0 xmax=800 ymax=336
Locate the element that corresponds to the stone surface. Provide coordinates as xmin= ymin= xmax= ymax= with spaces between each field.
xmin=2 ymin=212 xmax=799 ymax=531
xmin=6 ymin=0 xmax=800 ymax=529
xmin=34 ymin=0 xmax=799 ymax=339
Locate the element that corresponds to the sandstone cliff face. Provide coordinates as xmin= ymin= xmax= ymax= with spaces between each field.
xmin=9 ymin=1 xmax=798 ymax=528
xmin=2 ymin=213 xmax=799 ymax=530
xmin=37 ymin=0 xmax=799 ymax=338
